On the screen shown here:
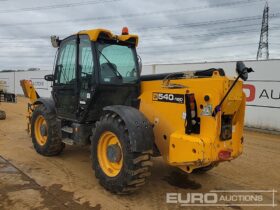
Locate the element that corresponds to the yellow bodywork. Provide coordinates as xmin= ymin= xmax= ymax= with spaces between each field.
xmin=20 ymin=80 xmax=39 ymax=104
xmin=20 ymin=80 xmax=39 ymax=134
xmin=139 ymin=72 xmax=245 ymax=172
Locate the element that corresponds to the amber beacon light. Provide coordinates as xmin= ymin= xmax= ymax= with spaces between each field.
xmin=122 ymin=27 xmax=129 ymax=35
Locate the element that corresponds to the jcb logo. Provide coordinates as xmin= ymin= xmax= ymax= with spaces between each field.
xmin=152 ymin=93 xmax=159 ymax=101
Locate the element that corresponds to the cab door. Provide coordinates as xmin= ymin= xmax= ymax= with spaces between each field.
xmin=52 ymin=36 xmax=78 ymax=120
xmin=77 ymin=35 xmax=96 ymax=120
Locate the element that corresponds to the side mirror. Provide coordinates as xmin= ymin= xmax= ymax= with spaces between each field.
xmin=44 ymin=74 xmax=54 ymax=81
xmin=236 ymin=61 xmax=254 ymax=81
xmin=137 ymin=55 xmax=142 ymax=74
xmin=50 ymin=35 xmax=60 ymax=48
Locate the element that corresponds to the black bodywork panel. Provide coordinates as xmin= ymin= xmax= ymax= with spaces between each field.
xmin=104 ymin=105 xmax=154 ymax=152
xmin=220 ymin=115 xmax=233 ymax=141
xmin=70 ymin=122 xmax=92 ymax=145
xmin=185 ymin=94 xmax=200 ymax=134
xmin=57 ymin=118 xmax=93 ymax=145
xmin=80 ymin=84 xmax=140 ymax=123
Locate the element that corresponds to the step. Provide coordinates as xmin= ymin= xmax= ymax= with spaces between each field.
xmin=62 ymin=138 xmax=74 ymax=145
xmin=61 ymin=126 xmax=73 ymax=134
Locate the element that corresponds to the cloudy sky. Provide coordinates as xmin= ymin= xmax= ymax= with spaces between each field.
xmin=0 ymin=0 xmax=279 ymax=70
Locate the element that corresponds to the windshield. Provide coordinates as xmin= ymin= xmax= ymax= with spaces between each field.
xmin=97 ymin=42 xmax=138 ymax=84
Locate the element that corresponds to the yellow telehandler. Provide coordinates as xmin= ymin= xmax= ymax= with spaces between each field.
xmin=20 ymin=27 xmax=253 ymax=194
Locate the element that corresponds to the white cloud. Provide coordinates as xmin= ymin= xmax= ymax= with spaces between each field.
xmin=0 ymin=0 xmax=279 ymax=69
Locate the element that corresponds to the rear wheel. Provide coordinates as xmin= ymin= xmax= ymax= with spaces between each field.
xmin=91 ymin=112 xmax=152 ymax=194
xmin=0 ymin=110 xmax=6 ymax=120
xmin=31 ymin=104 xmax=65 ymax=156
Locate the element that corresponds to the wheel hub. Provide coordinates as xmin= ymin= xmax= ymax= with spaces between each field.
xmin=106 ymin=144 xmax=122 ymax=163
xmin=34 ymin=115 xmax=48 ymax=146
xmin=40 ymin=124 xmax=47 ymax=136
xmin=97 ymin=131 xmax=123 ymax=177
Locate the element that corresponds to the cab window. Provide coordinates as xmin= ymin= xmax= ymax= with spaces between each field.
xmin=55 ymin=37 xmax=76 ymax=85
xmin=97 ymin=43 xmax=138 ymax=84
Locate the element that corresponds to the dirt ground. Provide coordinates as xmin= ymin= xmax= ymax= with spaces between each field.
xmin=0 ymin=97 xmax=279 ymax=210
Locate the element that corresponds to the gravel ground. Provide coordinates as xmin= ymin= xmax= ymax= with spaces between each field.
xmin=0 ymin=97 xmax=279 ymax=210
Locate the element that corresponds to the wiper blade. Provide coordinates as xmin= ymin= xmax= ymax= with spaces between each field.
xmin=97 ymin=49 xmax=122 ymax=79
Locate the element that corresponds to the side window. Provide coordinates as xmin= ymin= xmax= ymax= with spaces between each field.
xmin=56 ymin=38 xmax=76 ymax=85
xmin=79 ymin=35 xmax=94 ymax=77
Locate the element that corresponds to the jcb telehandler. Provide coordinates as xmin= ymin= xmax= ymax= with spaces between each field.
xmin=21 ymin=27 xmax=253 ymax=194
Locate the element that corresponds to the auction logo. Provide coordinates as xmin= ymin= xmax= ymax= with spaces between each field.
xmin=243 ymin=84 xmax=256 ymax=102
xmin=243 ymin=84 xmax=280 ymax=102
xmin=166 ymin=190 xmax=277 ymax=207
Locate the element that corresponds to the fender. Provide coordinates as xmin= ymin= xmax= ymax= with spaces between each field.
xmin=103 ymin=105 xmax=154 ymax=152
xmin=33 ymin=97 xmax=56 ymax=114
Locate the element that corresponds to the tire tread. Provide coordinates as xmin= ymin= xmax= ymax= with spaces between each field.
xmin=91 ymin=112 xmax=152 ymax=194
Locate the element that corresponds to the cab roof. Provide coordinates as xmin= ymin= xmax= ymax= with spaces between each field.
xmin=77 ymin=28 xmax=139 ymax=46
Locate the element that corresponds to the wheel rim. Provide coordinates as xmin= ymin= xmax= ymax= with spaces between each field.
xmin=97 ymin=131 xmax=123 ymax=177
xmin=34 ymin=115 xmax=48 ymax=146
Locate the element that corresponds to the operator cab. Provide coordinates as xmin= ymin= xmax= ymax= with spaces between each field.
xmin=46 ymin=28 xmax=141 ymax=123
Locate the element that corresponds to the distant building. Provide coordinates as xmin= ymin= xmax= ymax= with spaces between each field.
xmin=27 ymin=68 xmax=40 ymax=71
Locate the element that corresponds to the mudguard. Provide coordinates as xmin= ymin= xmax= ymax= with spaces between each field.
xmin=103 ymin=105 xmax=154 ymax=152
xmin=33 ymin=97 xmax=56 ymax=114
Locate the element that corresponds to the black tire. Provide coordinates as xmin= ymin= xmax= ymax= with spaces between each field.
xmin=192 ymin=164 xmax=215 ymax=174
xmin=0 ymin=110 xmax=6 ymax=120
xmin=91 ymin=112 xmax=152 ymax=194
xmin=31 ymin=104 xmax=65 ymax=156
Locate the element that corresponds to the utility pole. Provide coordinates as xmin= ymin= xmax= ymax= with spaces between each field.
xmin=257 ymin=2 xmax=269 ymax=60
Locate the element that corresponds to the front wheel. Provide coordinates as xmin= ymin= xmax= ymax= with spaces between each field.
xmin=91 ymin=112 xmax=152 ymax=194
xmin=31 ymin=104 xmax=65 ymax=156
